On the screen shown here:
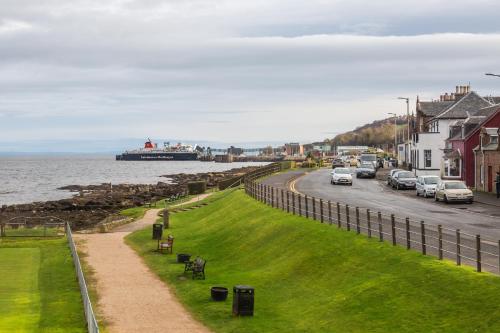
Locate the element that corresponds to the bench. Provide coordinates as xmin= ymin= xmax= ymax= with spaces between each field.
xmin=184 ymin=257 xmax=206 ymax=280
xmin=158 ymin=235 xmax=174 ymax=254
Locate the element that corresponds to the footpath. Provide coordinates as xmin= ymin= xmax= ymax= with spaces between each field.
xmin=75 ymin=195 xmax=212 ymax=333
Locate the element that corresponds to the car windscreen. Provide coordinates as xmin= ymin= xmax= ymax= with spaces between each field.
xmin=397 ymin=172 xmax=413 ymax=178
xmin=360 ymin=164 xmax=374 ymax=169
xmin=445 ymin=182 xmax=467 ymax=189
xmin=335 ymin=169 xmax=350 ymax=174
xmin=424 ymin=177 xmax=439 ymax=184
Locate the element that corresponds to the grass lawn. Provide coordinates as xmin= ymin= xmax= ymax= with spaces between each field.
xmin=126 ymin=189 xmax=500 ymax=333
xmin=0 ymin=238 xmax=86 ymax=332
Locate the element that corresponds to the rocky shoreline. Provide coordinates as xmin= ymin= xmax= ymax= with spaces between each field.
xmin=0 ymin=165 xmax=261 ymax=230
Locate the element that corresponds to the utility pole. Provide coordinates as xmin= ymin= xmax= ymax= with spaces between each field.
xmin=398 ymin=97 xmax=410 ymax=166
xmin=388 ymin=112 xmax=397 ymax=157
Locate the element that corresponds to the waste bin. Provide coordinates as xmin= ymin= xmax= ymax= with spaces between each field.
xmin=152 ymin=223 xmax=163 ymax=240
xmin=232 ymin=285 xmax=254 ymax=316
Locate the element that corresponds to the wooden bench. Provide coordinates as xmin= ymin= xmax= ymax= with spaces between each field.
xmin=184 ymin=257 xmax=206 ymax=280
xmin=158 ymin=235 xmax=174 ymax=254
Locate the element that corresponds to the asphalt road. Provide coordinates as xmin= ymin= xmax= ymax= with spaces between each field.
xmin=293 ymin=168 xmax=500 ymax=240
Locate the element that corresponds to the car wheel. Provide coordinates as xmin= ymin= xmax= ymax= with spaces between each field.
xmin=444 ymin=195 xmax=448 ymax=203
xmin=435 ymin=195 xmax=439 ymax=202
xmin=396 ymin=183 xmax=400 ymax=190
xmin=423 ymin=191 xmax=427 ymax=198
xmin=468 ymin=199 xmax=474 ymax=204
xmin=330 ymin=180 xmax=333 ymax=185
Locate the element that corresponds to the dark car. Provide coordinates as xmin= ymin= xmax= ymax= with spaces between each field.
xmin=332 ymin=159 xmax=345 ymax=169
xmin=387 ymin=168 xmax=403 ymax=185
xmin=356 ymin=163 xmax=376 ymax=178
xmin=391 ymin=171 xmax=417 ymax=190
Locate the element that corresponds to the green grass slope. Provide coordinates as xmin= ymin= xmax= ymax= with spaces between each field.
xmin=0 ymin=238 xmax=86 ymax=333
xmin=127 ymin=190 xmax=500 ymax=333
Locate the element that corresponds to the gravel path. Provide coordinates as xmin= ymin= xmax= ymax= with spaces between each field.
xmin=76 ymin=203 xmax=212 ymax=333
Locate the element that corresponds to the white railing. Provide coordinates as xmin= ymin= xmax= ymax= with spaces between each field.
xmin=66 ymin=223 xmax=100 ymax=333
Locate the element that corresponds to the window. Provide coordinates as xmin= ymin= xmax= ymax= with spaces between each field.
xmin=444 ymin=158 xmax=461 ymax=177
xmin=491 ymin=136 xmax=498 ymax=144
xmin=424 ymin=150 xmax=431 ymax=168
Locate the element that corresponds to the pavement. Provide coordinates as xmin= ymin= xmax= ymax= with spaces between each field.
xmin=261 ymin=168 xmax=500 ymax=241
xmin=75 ymin=207 xmax=212 ymax=333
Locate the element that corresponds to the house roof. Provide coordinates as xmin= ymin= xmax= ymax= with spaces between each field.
xmin=435 ymin=92 xmax=493 ymax=119
xmin=418 ymin=101 xmax=454 ymax=117
xmin=446 ymin=104 xmax=500 ymax=141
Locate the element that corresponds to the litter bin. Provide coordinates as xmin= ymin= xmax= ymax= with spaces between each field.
xmin=232 ymin=285 xmax=254 ymax=316
xmin=152 ymin=223 xmax=163 ymax=240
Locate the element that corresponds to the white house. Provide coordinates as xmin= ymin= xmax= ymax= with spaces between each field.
xmin=411 ymin=86 xmax=495 ymax=177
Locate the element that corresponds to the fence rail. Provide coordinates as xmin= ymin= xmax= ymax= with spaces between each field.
xmin=66 ymin=223 xmax=100 ymax=333
xmin=244 ymin=165 xmax=500 ymax=275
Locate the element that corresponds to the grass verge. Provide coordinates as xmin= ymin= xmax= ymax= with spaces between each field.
xmin=126 ymin=189 xmax=500 ymax=333
xmin=0 ymin=238 xmax=86 ymax=332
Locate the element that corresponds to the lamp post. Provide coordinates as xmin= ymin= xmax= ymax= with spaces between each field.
xmin=398 ymin=97 xmax=410 ymax=166
xmin=388 ymin=112 xmax=397 ymax=157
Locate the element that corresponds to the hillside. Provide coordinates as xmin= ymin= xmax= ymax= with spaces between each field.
xmin=331 ymin=115 xmax=409 ymax=146
xmin=127 ymin=189 xmax=500 ymax=333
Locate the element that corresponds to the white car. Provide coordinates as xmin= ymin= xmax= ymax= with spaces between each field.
xmin=435 ymin=180 xmax=473 ymax=204
xmin=416 ymin=175 xmax=441 ymax=198
xmin=331 ymin=167 xmax=353 ymax=186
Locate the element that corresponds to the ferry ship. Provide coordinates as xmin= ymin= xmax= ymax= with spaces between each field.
xmin=116 ymin=139 xmax=199 ymax=161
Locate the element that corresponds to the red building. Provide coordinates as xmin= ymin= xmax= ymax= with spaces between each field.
xmin=445 ymin=105 xmax=500 ymax=187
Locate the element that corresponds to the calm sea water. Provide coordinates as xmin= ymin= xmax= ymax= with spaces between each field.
xmin=0 ymin=155 xmax=268 ymax=205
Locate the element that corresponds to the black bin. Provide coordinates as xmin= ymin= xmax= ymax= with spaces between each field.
xmin=152 ymin=223 xmax=163 ymax=240
xmin=232 ymin=285 xmax=254 ymax=316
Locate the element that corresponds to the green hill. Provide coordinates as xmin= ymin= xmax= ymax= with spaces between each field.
xmin=127 ymin=189 xmax=500 ymax=333
xmin=330 ymin=116 xmax=409 ymax=146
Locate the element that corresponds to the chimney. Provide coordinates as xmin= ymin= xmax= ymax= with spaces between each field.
xmin=444 ymin=93 xmax=449 ymax=101
xmin=456 ymin=86 xmax=460 ymax=94
xmin=450 ymin=93 xmax=455 ymax=101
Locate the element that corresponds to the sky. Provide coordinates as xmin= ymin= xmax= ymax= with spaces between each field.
xmin=1 ymin=0 xmax=500 ymax=151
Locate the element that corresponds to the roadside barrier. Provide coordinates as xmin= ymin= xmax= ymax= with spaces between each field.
xmin=244 ymin=167 xmax=500 ymax=275
xmin=66 ymin=223 xmax=100 ymax=333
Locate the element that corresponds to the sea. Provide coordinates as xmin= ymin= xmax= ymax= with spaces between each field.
xmin=0 ymin=154 xmax=268 ymax=206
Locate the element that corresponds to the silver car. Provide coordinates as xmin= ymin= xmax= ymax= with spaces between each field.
xmin=416 ymin=175 xmax=441 ymax=198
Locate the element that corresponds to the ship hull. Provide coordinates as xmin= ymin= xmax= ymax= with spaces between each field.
xmin=116 ymin=152 xmax=198 ymax=161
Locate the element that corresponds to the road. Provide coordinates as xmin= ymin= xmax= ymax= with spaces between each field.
xmin=290 ymin=168 xmax=500 ymax=240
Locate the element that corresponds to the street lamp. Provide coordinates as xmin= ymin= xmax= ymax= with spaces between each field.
xmin=388 ymin=112 xmax=397 ymax=157
xmin=397 ymin=97 xmax=410 ymax=142
xmin=485 ymin=73 xmax=500 ymax=78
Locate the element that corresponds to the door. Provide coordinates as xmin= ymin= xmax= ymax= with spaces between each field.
xmin=488 ymin=166 xmax=493 ymax=192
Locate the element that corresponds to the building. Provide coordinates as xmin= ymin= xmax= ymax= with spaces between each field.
xmin=284 ymin=143 xmax=303 ymax=156
xmin=411 ymin=85 xmax=499 ymax=177
xmin=474 ymin=127 xmax=500 ymax=193
xmin=445 ymin=105 xmax=500 ymax=186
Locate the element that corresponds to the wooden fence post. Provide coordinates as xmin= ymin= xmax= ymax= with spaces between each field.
xmin=367 ymin=209 xmax=371 ymax=238
xmin=292 ymin=193 xmax=296 ymax=215
xmin=391 ymin=214 xmax=396 ymax=245
xmin=286 ymin=191 xmax=290 ymax=213
xmin=476 ymin=235 xmax=482 ymax=272
xmin=456 ymin=229 xmax=461 ymax=266
xmin=281 ymin=189 xmax=285 ymax=210
xmin=328 ymin=201 xmax=332 ymax=225
xmin=312 ymin=198 xmax=316 ymax=221
xmin=355 ymin=207 xmax=360 ymax=234
xmin=420 ymin=221 xmax=426 ymax=255
xmin=298 ymin=194 xmax=302 ymax=217
xmin=346 ymin=205 xmax=350 ymax=231
xmin=305 ymin=195 xmax=309 ymax=219
xmin=405 ymin=217 xmax=410 ymax=250
xmin=378 ymin=212 xmax=383 ymax=241
xmin=336 ymin=202 xmax=341 ymax=228
xmin=438 ymin=225 xmax=443 ymax=260
xmin=319 ymin=199 xmax=324 ymax=223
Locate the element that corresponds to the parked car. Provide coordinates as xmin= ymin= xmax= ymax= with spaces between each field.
xmin=332 ymin=159 xmax=345 ymax=169
xmin=356 ymin=163 xmax=376 ymax=178
xmin=387 ymin=168 xmax=403 ymax=185
xmin=391 ymin=171 xmax=417 ymax=190
xmin=331 ymin=167 xmax=353 ymax=185
xmin=435 ymin=180 xmax=473 ymax=203
xmin=416 ymin=175 xmax=441 ymax=198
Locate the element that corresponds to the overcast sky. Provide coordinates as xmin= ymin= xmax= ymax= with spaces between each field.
xmin=1 ymin=0 xmax=500 ymax=149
